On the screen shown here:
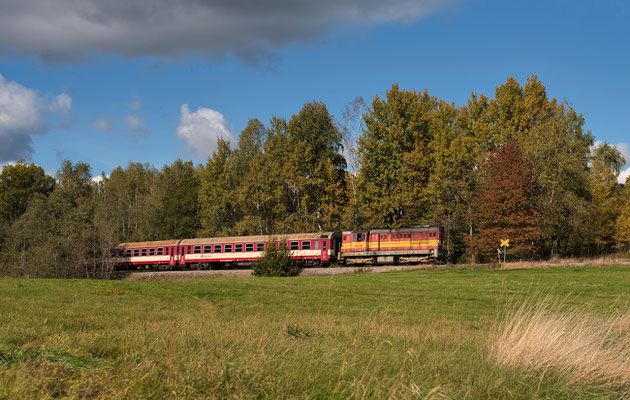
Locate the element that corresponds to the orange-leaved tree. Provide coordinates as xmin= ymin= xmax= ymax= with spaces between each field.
xmin=474 ymin=141 xmax=540 ymax=261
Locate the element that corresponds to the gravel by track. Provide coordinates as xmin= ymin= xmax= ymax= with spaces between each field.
xmin=111 ymin=264 xmax=434 ymax=281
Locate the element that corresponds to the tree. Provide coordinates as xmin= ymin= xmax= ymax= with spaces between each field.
xmin=475 ymin=142 xmax=540 ymax=261
xmin=589 ymin=144 xmax=625 ymax=252
xmin=339 ymin=97 xmax=367 ymax=229
xmin=232 ymin=118 xmax=265 ymax=178
xmin=95 ymin=162 xmax=159 ymax=242
xmin=281 ymin=101 xmax=347 ymax=231
xmin=199 ymin=138 xmax=240 ymax=236
xmin=615 ymin=179 xmax=630 ymax=251
xmin=154 ymin=159 xmax=201 ymax=239
xmin=0 ymin=160 xmax=55 ymax=223
xmin=3 ymin=161 xmax=115 ymax=279
xmin=359 ymin=84 xmax=439 ymax=227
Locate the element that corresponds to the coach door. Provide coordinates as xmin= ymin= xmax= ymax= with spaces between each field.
xmin=179 ymin=246 xmax=186 ymax=265
xmin=169 ymin=247 xmax=175 ymax=266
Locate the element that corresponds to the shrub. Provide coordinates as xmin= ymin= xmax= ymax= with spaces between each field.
xmin=252 ymin=239 xmax=298 ymax=277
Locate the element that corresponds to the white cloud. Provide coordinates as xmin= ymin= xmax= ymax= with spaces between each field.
xmin=92 ymin=117 xmax=112 ymax=132
xmin=48 ymin=93 xmax=72 ymax=113
xmin=0 ymin=74 xmax=72 ymax=162
xmin=124 ymin=115 xmax=148 ymax=134
xmin=176 ymin=104 xmax=232 ymax=159
xmin=91 ymin=174 xmax=109 ymax=183
xmin=0 ymin=0 xmax=452 ymax=64
xmin=615 ymin=142 xmax=629 ymax=184
xmin=615 ymin=142 xmax=629 ymax=164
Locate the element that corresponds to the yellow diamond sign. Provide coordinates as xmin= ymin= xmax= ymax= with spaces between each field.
xmin=500 ymin=239 xmax=510 ymax=247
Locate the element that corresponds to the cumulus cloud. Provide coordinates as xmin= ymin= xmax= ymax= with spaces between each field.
xmin=0 ymin=74 xmax=72 ymax=162
xmin=0 ymin=0 xmax=452 ymax=63
xmin=176 ymin=104 xmax=232 ymax=159
xmin=92 ymin=117 xmax=112 ymax=132
xmin=124 ymin=115 xmax=148 ymax=134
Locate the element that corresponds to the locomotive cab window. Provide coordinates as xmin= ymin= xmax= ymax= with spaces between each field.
xmin=290 ymin=241 xmax=299 ymax=250
xmin=235 ymin=244 xmax=243 ymax=252
xmin=214 ymin=245 xmax=222 ymax=253
xmin=149 ymin=248 xmax=155 ymax=256
xmin=224 ymin=244 xmax=233 ymax=253
xmin=256 ymin=242 xmax=264 ymax=251
xmin=245 ymin=243 xmax=254 ymax=252
xmin=302 ymin=241 xmax=311 ymax=250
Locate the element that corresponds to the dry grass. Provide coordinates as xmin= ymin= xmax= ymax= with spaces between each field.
xmin=500 ymin=254 xmax=630 ymax=270
xmin=489 ymin=296 xmax=630 ymax=388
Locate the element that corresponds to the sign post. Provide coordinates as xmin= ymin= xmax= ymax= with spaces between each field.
xmin=500 ymin=239 xmax=510 ymax=263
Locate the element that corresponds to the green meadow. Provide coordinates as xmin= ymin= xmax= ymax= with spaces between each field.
xmin=2 ymin=266 xmax=630 ymax=399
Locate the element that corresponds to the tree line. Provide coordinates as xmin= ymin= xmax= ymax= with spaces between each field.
xmin=0 ymin=75 xmax=629 ymax=277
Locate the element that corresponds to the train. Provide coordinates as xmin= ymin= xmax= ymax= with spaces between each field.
xmin=113 ymin=225 xmax=444 ymax=270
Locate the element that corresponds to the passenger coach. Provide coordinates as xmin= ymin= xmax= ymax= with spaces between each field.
xmin=114 ymin=232 xmax=341 ymax=270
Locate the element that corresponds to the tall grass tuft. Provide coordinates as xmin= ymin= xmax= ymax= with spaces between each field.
xmin=489 ymin=297 xmax=630 ymax=388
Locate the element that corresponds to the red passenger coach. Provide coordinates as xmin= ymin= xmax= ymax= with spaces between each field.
xmin=114 ymin=240 xmax=181 ymax=270
xmin=340 ymin=226 xmax=443 ymax=264
xmin=114 ymin=232 xmax=341 ymax=270
xmin=177 ymin=232 xmax=340 ymax=268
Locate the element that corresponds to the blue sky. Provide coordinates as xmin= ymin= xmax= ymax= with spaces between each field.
xmin=0 ymin=0 xmax=628 ymax=181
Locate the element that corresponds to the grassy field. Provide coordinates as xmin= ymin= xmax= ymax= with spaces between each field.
xmin=1 ymin=266 xmax=630 ymax=399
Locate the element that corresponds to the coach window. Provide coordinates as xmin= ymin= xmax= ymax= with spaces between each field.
xmin=126 ymin=249 xmax=132 ymax=257
xmin=193 ymin=245 xmax=201 ymax=254
xmin=235 ymin=244 xmax=243 ymax=252
xmin=314 ymin=241 xmax=319 ymax=250
xmin=302 ymin=241 xmax=311 ymax=250
xmin=214 ymin=244 xmax=222 ymax=253
xmin=141 ymin=249 xmax=147 ymax=256
xmin=290 ymin=241 xmax=299 ymax=250
xmin=225 ymin=244 xmax=233 ymax=253
xmin=353 ymin=234 xmax=357 ymax=241
xmin=245 ymin=243 xmax=254 ymax=252
xmin=204 ymin=245 xmax=211 ymax=253
xmin=149 ymin=248 xmax=155 ymax=256
xmin=256 ymin=242 xmax=264 ymax=252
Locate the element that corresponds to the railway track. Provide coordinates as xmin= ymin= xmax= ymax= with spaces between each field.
xmin=111 ymin=264 xmax=435 ymax=281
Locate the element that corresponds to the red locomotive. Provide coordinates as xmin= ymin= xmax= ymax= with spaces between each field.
xmin=340 ymin=226 xmax=444 ymax=264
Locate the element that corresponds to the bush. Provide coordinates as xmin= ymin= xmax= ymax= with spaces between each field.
xmin=252 ymin=239 xmax=298 ymax=277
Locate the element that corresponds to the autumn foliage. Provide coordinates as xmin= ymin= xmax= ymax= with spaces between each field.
xmin=474 ymin=142 xmax=540 ymax=261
